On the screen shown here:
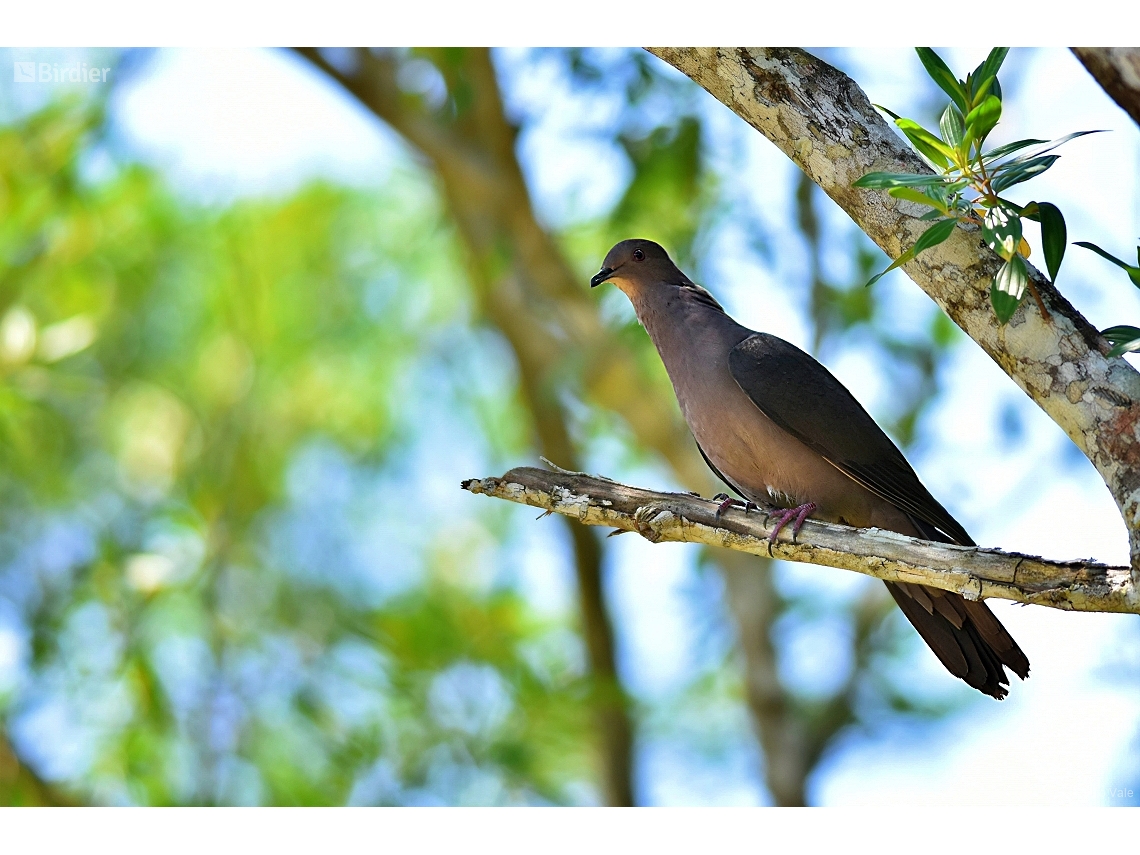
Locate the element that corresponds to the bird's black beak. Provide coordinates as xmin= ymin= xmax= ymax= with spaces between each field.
xmin=590 ymin=267 xmax=615 ymax=288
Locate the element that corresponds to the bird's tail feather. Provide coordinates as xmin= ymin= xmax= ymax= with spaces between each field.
xmin=885 ymin=581 xmax=1029 ymax=699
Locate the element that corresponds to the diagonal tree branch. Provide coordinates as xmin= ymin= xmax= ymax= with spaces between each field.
xmin=1072 ymin=48 xmax=1140 ymax=128
xmin=463 ymin=467 xmax=1139 ymax=614
xmin=646 ymin=48 xmax=1140 ymax=575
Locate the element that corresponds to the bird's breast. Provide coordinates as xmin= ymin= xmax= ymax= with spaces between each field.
xmin=670 ymin=350 xmax=906 ymax=530
xmin=634 ymin=292 xmax=909 ymax=528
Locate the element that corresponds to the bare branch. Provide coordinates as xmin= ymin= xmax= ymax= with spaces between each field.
xmin=646 ymin=48 xmax=1140 ymax=573
xmin=1072 ymin=48 xmax=1140 ymax=128
xmin=463 ymin=467 xmax=1139 ymax=614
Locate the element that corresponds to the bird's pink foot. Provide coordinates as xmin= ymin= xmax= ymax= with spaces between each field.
xmin=767 ymin=502 xmax=818 ymax=543
xmin=712 ymin=493 xmax=758 ymax=521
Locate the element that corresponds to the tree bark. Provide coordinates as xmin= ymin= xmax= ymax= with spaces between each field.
xmin=647 ymin=48 xmax=1140 ymax=579
xmin=1072 ymin=48 xmax=1140 ymax=127
xmin=464 ymin=467 xmax=1139 ymax=614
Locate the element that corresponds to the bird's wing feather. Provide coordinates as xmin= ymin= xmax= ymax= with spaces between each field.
xmin=695 ymin=441 xmax=750 ymax=501
xmin=728 ymin=333 xmax=974 ymax=546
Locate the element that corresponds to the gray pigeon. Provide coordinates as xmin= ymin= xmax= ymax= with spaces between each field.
xmin=591 ymin=238 xmax=1029 ymax=699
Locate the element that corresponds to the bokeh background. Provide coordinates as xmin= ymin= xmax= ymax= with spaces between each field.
xmin=0 ymin=46 xmax=1137 ymax=806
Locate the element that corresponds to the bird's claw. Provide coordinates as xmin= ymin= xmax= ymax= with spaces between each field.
xmin=767 ymin=502 xmax=818 ymax=543
xmin=632 ymin=504 xmax=666 ymax=543
xmin=712 ymin=493 xmax=758 ymax=521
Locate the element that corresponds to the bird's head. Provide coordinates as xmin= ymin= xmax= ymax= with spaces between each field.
xmin=590 ymin=238 xmax=679 ymax=296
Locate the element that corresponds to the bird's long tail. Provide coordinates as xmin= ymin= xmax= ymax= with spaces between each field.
xmin=885 ymin=580 xmax=1030 ymax=699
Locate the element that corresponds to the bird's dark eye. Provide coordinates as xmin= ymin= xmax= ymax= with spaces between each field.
xmin=632 ymin=249 xmax=645 ymax=262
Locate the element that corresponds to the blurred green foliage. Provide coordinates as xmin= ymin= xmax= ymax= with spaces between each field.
xmin=0 ymin=47 xmax=984 ymax=806
xmin=0 ymin=98 xmax=596 ymax=804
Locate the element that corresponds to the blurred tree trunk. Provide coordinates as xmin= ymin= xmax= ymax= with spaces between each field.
xmin=715 ymin=551 xmax=808 ymax=805
xmin=295 ymin=46 xmax=636 ymax=805
xmin=297 ymin=46 xmax=830 ymax=806
xmin=717 ymin=549 xmax=893 ymax=804
xmin=0 ymin=731 xmax=77 ymax=806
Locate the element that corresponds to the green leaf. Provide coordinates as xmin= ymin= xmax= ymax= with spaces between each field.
xmin=887 ymin=186 xmax=946 ymax=211
xmin=990 ymin=285 xmax=1022 ymax=325
xmin=991 ymin=255 xmax=1028 ymax=324
xmin=865 ymin=254 xmax=912 ymax=288
xmin=986 ymin=130 xmax=1106 ymax=167
xmin=864 ymin=218 xmax=958 ymax=287
xmin=1102 ymin=325 xmax=1140 ymax=357
xmin=971 ymin=75 xmax=995 ymax=104
xmin=895 ymin=119 xmax=952 ymax=168
xmin=918 ymin=208 xmax=945 ymax=221
xmin=873 ymin=104 xmax=903 ymax=121
xmin=853 ymin=171 xmax=949 ymax=189
xmin=911 ymin=216 xmax=959 ymax=255
xmin=969 ymin=48 xmax=1009 ymax=101
xmin=1075 ymin=241 xmax=1134 ymax=269
xmin=981 ymin=204 xmax=1023 ymax=261
xmin=915 ymin=48 xmax=969 ymax=114
xmin=865 ymin=243 xmax=922 ymax=287
xmin=983 ymin=138 xmax=1049 ymax=162
xmin=991 ymin=155 xmax=1059 ymax=192
xmin=926 ymin=181 xmax=950 ymax=204
xmin=1075 ymin=241 xmax=1140 ymax=288
xmin=939 ymin=104 xmax=966 ymax=150
xmin=933 ymin=178 xmax=969 ymax=200
xmin=1036 ymin=202 xmax=1067 ymax=282
xmin=994 ymin=254 xmax=1028 ymax=299
xmin=965 ymin=95 xmax=1002 ymax=145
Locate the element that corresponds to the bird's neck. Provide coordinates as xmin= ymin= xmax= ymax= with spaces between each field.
xmin=629 ymin=284 xmax=751 ymax=373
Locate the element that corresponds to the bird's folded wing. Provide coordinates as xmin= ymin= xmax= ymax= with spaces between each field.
xmin=728 ymin=333 xmax=973 ymax=546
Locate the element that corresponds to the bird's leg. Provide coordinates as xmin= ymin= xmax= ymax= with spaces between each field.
xmin=712 ymin=493 xmax=758 ymax=521
xmin=766 ymin=502 xmax=818 ymax=543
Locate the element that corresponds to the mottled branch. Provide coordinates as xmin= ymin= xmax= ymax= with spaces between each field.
xmin=646 ymin=47 xmax=1140 ymax=574
xmin=464 ymin=467 xmax=1139 ymax=614
xmin=1073 ymin=48 xmax=1140 ymax=128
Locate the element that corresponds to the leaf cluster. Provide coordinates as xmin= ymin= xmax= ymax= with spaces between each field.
xmin=0 ymin=99 xmax=597 ymax=805
xmin=853 ymin=48 xmax=1102 ymax=325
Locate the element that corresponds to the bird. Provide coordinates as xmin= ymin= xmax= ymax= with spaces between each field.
xmin=590 ymin=238 xmax=1029 ymax=699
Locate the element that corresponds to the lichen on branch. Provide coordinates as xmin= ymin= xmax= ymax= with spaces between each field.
xmin=463 ymin=465 xmax=1138 ymax=614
